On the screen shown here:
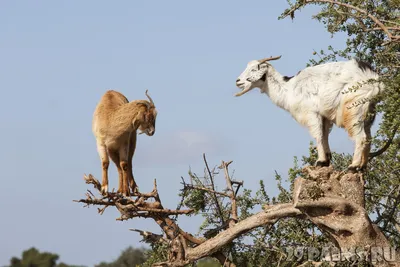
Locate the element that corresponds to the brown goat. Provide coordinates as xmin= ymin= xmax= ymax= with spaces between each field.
xmin=92 ymin=90 xmax=157 ymax=196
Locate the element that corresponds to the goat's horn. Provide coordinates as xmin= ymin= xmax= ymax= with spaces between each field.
xmin=258 ymin=55 xmax=282 ymax=64
xmin=145 ymin=89 xmax=154 ymax=106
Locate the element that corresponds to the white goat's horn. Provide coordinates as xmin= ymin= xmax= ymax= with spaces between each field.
xmin=258 ymin=55 xmax=282 ymax=64
xmin=145 ymin=89 xmax=154 ymax=106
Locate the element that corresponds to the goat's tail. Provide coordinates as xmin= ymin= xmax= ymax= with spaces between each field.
xmin=340 ymin=80 xmax=383 ymax=138
xmin=363 ymin=78 xmax=384 ymax=126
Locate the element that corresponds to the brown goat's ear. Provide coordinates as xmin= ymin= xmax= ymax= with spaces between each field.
xmin=133 ymin=109 xmax=146 ymax=128
xmin=145 ymin=109 xmax=154 ymax=121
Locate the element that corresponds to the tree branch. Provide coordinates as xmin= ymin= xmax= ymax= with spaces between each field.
xmin=185 ymin=204 xmax=302 ymax=261
xmin=219 ymin=160 xmax=238 ymax=225
xmin=369 ymin=123 xmax=399 ymax=159
xmin=283 ymin=0 xmax=400 ymax=42
xmin=203 ymin=153 xmax=226 ymax=225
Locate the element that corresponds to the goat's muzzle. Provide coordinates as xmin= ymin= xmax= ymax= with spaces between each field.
xmin=147 ymin=128 xmax=155 ymax=136
xmin=235 ymin=79 xmax=245 ymax=91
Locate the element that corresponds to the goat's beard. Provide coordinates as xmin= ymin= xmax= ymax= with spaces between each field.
xmin=235 ymin=85 xmax=254 ymax=97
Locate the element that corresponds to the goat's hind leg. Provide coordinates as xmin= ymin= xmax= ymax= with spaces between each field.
xmin=348 ymin=121 xmax=372 ymax=173
xmin=96 ymin=142 xmax=109 ymax=195
xmin=307 ymin=114 xmax=330 ymax=167
xmin=109 ymin=150 xmax=123 ymax=194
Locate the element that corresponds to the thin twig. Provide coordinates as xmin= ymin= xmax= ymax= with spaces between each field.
xmin=369 ymin=123 xmax=399 ymax=159
xmin=182 ymin=182 xmax=230 ymax=197
xmin=203 ymin=153 xmax=225 ymax=225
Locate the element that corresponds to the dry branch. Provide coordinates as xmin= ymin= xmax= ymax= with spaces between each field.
xmin=219 ymin=160 xmax=239 ymax=225
xmin=203 ymin=153 xmax=226 ymax=225
xmin=129 ymin=228 xmax=168 ymax=244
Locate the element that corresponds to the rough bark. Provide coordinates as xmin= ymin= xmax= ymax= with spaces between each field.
xmin=293 ymin=166 xmax=390 ymax=250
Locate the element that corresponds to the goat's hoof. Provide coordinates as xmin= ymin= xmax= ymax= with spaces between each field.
xmin=316 ymin=160 xmax=330 ymax=167
xmin=358 ymin=166 xmax=367 ymax=173
xmin=347 ymin=166 xmax=357 ymax=173
xmin=101 ymin=185 xmax=108 ymax=195
xmin=326 ymin=153 xmax=332 ymax=161
xmin=131 ymin=187 xmax=139 ymax=195
xmin=117 ymin=189 xmax=130 ymax=197
xmin=347 ymin=166 xmax=361 ymax=173
xmin=347 ymin=166 xmax=366 ymax=173
xmin=122 ymin=189 xmax=131 ymax=197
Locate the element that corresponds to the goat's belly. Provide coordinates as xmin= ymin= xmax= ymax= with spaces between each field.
xmin=104 ymin=132 xmax=133 ymax=150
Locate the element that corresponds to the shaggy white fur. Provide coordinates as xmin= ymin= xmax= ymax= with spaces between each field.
xmin=235 ymin=58 xmax=383 ymax=171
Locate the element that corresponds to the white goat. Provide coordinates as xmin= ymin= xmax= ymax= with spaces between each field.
xmin=235 ymin=56 xmax=383 ymax=172
xmin=92 ymin=90 xmax=157 ymax=196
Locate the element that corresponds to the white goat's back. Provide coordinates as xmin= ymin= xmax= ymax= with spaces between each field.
xmin=286 ymin=59 xmax=380 ymax=130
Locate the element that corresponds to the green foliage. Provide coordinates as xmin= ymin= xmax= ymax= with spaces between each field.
xmin=8 ymin=247 xmax=84 ymax=267
xmin=196 ymin=258 xmax=221 ymax=267
xmin=141 ymin=243 xmax=168 ymax=267
xmin=95 ymin=247 xmax=148 ymax=267
xmin=182 ymin=170 xmax=208 ymax=213
xmin=279 ymin=0 xmax=400 ymax=245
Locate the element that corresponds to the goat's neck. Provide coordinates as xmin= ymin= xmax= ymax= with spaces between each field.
xmin=261 ymin=67 xmax=290 ymax=111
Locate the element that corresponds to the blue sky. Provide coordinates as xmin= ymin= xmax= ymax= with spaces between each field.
xmin=0 ymin=1 xmax=361 ymax=266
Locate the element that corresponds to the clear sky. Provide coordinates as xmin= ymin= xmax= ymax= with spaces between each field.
xmin=0 ymin=1 xmax=359 ymax=266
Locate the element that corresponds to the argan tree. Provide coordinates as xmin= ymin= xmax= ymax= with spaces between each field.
xmin=76 ymin=1 xmax=400 ymax=266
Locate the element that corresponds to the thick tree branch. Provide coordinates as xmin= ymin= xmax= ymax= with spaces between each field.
xmin=294 ymin=166 xmax=391 ymax=250
xmin=185 ymin=204 xmax=302 ymax=261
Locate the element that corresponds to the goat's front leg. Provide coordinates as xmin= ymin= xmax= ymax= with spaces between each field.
xmin=307 ymin=114 xmax=329 ymax=167
xmin=127 ymin=133 xmax=138 ymax=194
xmin=348 ymin=122 xmax=371 ymax=173
xmin=119 ymin=145 xmax=131 ymax=197
xmin=322 ymin=118 xmax=333 ymax=164
xmin=96 ymin=142 xmax=109 ymax=195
